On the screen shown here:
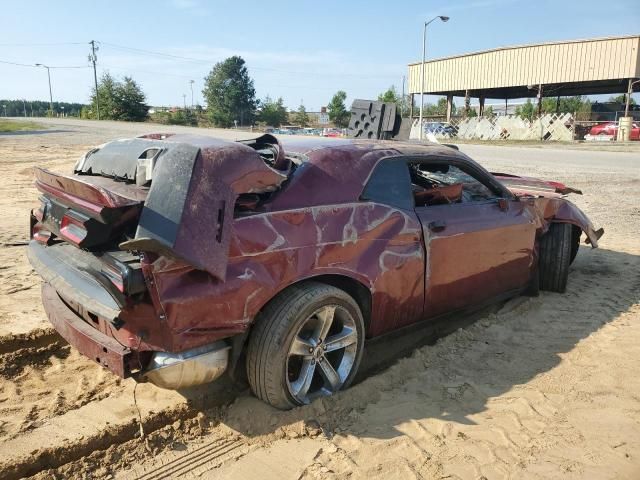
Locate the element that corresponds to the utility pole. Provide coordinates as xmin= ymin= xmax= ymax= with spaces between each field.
xmin=22 ymin=99 xmax=27 ymax=118
xmin=89 ymin=40 xmax=100 ymax=120
xmin=189 ymin=80 xmax=194 ymax=109
xmin=35 ymin=64 xmax=53 ymax=116
xmin=183 ymin=94 xmax=187 ymax=110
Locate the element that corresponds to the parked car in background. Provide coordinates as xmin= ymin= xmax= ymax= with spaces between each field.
xmin=27 ymin=135 xmax=603 ymax=409
xmin=588 ymin=121 xmax=640 ymax=140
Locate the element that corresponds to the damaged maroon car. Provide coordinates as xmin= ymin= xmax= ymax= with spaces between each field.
xmin=27 ymin=134 xmax=603 ymax=409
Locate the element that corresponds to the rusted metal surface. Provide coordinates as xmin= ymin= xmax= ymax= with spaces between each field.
xmin=29 ymin=136 xmax=604 ymax=377
xmin=41 ymin=283 xmax=133 ymax=377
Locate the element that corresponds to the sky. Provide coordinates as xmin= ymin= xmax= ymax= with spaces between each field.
xmin=0 ymin=0 xmax=638 ymax=111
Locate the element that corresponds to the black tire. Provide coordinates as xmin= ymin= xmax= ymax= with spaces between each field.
xmin=539 ymin=223 xmax=572 ymax=293
xmin=246 ymin=282 xmax=365 ymax=410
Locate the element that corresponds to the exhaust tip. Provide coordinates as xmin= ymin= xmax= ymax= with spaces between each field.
xmin=142 ymin=341 xmax=230 ymax=390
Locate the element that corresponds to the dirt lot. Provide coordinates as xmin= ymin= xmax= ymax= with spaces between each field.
xmin=0 ymin=119 xmax=639 ymax=480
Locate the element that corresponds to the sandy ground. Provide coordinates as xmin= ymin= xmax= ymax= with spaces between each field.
xmin=0 ymin=118 xmax=638 ymax=479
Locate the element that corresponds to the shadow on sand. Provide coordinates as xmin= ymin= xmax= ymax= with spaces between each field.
xmin=181 ymin=246 xmax=639 ymax=441
xmin=0 ymin=129 xmax=71 ymax=136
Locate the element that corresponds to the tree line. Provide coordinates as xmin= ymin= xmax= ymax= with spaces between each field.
xmin=0 ymin=99 xmax=85 ymax=117
xmin=4 ymin=55 xmax=627 ymax=126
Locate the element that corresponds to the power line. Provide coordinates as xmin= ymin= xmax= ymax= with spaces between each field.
xmin=0 ymin=41 xmax=86 ymax=47
xmin=100 ymin=64 xmax=197 ymax=79
xmin=0 ymin=59 xmax=89 ymax=68
xmin=0 ymin=59 xmax=36 ymax=67
xmin=98 ymin=41 xmax=398 ymax=79
xmin=99 ymin=41 xmax=208 ymax=64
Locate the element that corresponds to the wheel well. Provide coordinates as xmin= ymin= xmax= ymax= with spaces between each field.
xmin=303 ymin=274 xmax=372 ymax=331
xmin=227 ymin=274 xmax=373 ymax=383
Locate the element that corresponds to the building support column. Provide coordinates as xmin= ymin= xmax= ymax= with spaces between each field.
xmin=446 ymin=94 xmax=453 ymax=122
xmin=504 ymin=98 xmax=508 ymax=116
xmin=556 ymin=95 xmax=561 ymax=114
xmin=625 ymin=78 xmax=633 ymax=117
xmin=464 ymin=89 xmax=470 ymax=117
xmin=479 ymin=96 xmax=485 ymax=117
xmin=537 ymin=83 xmax=543 ymax=117
xmin=409 ymin=93 xmax=414 ymax=118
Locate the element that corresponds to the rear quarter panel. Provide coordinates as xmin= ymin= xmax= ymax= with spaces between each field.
xmin=145 ymin=202 xmax=425 ymax=349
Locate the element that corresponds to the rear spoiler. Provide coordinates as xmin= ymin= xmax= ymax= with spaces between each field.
xmin=34 ymin=167 xmax=141 ymax=214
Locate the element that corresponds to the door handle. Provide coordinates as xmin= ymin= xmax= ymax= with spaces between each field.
xmin=428 ymin=220 xmax=446 ymax=232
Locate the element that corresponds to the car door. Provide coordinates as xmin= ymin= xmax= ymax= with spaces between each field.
xmin=411 ymin=158 xmax=537 ymax=319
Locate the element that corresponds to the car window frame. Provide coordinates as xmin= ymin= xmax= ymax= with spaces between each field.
xmin=360 ymin=153 xmax=515 ymax=210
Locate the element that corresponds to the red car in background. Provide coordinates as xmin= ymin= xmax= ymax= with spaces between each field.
xmin=588 ymin=121 xmax=640 ymax=140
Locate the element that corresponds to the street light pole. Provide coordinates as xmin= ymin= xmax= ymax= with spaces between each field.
xmin=35 ymin=64 xmax=53 ymax=116
xmin=625 ymin=78 xmax=639 ymax=117
xmin=419 ymin=15 xmax=449 ymax=141
xmin=189 ymin=80 xmax=195 ymax=109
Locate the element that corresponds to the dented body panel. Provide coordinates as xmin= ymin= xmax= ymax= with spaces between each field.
xmin=28 ymin=135 xmax=603 ymax=380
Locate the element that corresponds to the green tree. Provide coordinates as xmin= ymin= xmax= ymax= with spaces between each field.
xmin=202 ymin=56 xmax=256 ymax=127
xmin=258 ymin=96 xmax=288 ymax=126
xmin=0 ymin=99 xmax=85 ymax=117
xmin=609 ymin=94 xmax=636 ymax=105
xmin=424 ymin=97 xmax=455 ymax=116
xmin=114 ymin=77 xmax=148 ymax=121
xmin=378 ymin=86 xmax=400 ymax=104
xmin=483 ymin=105 xmax=495 ymax=118
xmin=295 ymin=103 xmax=309 ymax=127
xmin=327 ymin=90 xmax=349 ymax=127
xmin=90 ymin=72 xmax=118 ymax=120
xmin=378 ymin=85 xmax=412 ymax=116
xmin=538 ymin=95 xmax=591 ymax=120
xmin=516 ymin=99 xmax=536 ymax=121
xmin=89 ymin=73 xmax=148 ymax=121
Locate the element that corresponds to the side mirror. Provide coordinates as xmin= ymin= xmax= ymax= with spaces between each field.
xmin=497 ymin=198 xmax=510 ymax=212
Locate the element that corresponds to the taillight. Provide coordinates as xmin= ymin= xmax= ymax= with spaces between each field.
xmin=32 ymin=227 xmax=52 ymax=244
xmin=60 ymin=212 xmax=88 ymax=246
xmin=100 ymin=252 xmax=146 ymax=296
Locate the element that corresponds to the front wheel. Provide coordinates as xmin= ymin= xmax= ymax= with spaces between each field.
xmin=539 ymin=223 xmax=572 ymax=293
xmin=246 ymin=282 xmax=365 ymax=410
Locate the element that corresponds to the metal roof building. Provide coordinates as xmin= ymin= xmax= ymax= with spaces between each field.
xmin=407 ymin=35 xmax=640 ymax=117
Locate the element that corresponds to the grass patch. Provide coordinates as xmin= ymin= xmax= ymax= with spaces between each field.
xmin=0 ymin=120 xmax=44 ymax=132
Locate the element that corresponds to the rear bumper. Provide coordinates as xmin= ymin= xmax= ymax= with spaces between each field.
xmin=31 ymin=241 xmax=232 ymax=388
xmin=27 ymin=240 xmax=123 ymax=321
xmin=41 ymin=282 xmax=133 ymax=377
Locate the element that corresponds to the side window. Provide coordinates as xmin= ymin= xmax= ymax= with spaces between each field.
xmin=361 ymin=159 xmax=412 ymax=210
xmin=409 ymin=162 xmax=498 ymax=207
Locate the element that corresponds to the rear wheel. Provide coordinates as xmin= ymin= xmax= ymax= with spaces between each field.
xmin=246 ymin=282 xmax=365 ymax=410
xmin=539 ymin=223 xmax=572 ymax=293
